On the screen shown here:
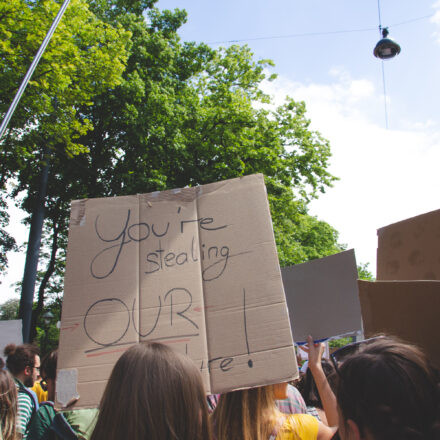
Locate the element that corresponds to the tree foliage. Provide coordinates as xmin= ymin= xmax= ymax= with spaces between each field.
xmin=0 ymin=199 xmax=17 ymax=274
xmin=358 ymin=262 xmax=374 ymax=281
xmin=1 ymin=0 xmax=346 ymax=343
xmin=0 ymin=0 xmax=131 ymax=272
xmin=0 ymin=298 xmax=19 ymax=320
xmin=0 ymin=0 xmax=131 ymax=155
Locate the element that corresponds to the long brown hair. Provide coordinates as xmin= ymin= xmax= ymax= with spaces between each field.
xmin=90 ymin=342 xmax=211 ymax=440
xmin=337 ymin=336 xmax=440 ymax=440
xmin=212 ymin=385 xmax=281 ymax=440
xmin=0 ymin=358 xmax=18 ymax=440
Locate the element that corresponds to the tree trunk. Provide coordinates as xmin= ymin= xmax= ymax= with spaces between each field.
xmin=30 ymin=219 xmax=60 ymax=342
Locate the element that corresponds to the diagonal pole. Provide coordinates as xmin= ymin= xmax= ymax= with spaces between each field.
xmin=0 ymin=0 xmax=71 ymax=140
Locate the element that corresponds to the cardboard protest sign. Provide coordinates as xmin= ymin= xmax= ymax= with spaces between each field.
xmin=0 ymin=320 xmax=22 ymax=356
xmin=282 ymin=249 xmax=361 ymax=343
xmin=358 ymin=280 xmax=440 ymax=368
xmin=377 ymin=209 xmax=440 ymax=280
xmin=57 ymin=174 xmax=297 ymax=408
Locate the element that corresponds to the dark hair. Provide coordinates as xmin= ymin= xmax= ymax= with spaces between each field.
xmin=41 ymin=350 xmax=58 ymax=380
xmin=0 ymin=357 xmax=18 ymax=439
xmin=299 ymin=359 xmax=336 ymax=408
xmin=337 ymin=336 xmax=440 ymax=440
xmin=4 ymin=344 xmax=39 ymax=376
xmin=90 ymin=342 xmax=211 ymax=440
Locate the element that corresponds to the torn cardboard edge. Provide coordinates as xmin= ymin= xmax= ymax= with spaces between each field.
xmin=70 ymin=199 xmax=87 ymax=227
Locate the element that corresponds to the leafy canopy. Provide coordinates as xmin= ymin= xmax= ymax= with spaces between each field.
xmin=2 ymin=0 xmax=347 ymax=343
xmin=0 ymin=0 xmax=131 ymax=155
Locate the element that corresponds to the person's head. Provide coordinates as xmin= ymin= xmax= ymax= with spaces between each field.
xmin=212 ymin=384 xmax=280 ymax=440
xmin=336 ymin=336 xmax=440 ymax=440
xmin=4 ymin=344 xmax=40 ymax=387
xmin=90 ymin=342 xmax=211 ymax=440
xmin=40 ymin=350 xmax=58 ymax=402
xmin=300 ymin=358 xmax=336 ymax=408
xmin=0 ymin=357 xmax=18 ymax=440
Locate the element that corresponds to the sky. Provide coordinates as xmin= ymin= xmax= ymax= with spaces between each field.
xmin=2 ymin=0 xmax=440 ymax=301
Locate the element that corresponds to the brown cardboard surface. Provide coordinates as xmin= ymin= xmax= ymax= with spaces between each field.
xmin=57 ymin=174 xmax=297 ymax=408
xmin=282 ymin=249 xmax=361 ymax=343
xmin=377 ymin=208 xmax=440 ymax=280
xmin=358 ymin=280 xmax=440 ymax=368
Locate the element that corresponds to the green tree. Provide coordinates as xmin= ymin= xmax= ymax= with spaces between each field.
xmin=0 ymin=298 xmax=20 ymax=320
xmin=0 ymin=0 xmax=131 ymax=273
xmin=358 ymin=262 xmax=374 ymax=281
xmin=0 ymin=0 xmax=131 ymax=156
xmin=329 ymin=336 xmax=353 ymax=350
xmin=6 ymin=0 xmax=344 ymax=344
xmin=0 ymin=200 xmax=17 ymax=273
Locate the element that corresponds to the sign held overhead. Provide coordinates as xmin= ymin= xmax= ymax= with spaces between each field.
xmin=282 ymin=249 xmax=361 ymax=343
xmin=377 ymin=208 xmax=440 ymax=280
xmin=57 ymin=174 xmax=297 ymax=408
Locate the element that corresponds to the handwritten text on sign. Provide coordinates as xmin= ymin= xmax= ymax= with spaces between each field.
xmin=89 ymin=208 xmax=248 ymax=281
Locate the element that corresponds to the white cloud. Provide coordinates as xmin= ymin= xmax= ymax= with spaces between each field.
xmin=430 ymin=1 xmax=440 ymax=44
xmin=262 ymin=70 xmax=440 ymax=275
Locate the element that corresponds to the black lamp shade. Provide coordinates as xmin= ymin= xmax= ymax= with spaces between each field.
xmin=374 ymin=28 xmax=401 ymax=60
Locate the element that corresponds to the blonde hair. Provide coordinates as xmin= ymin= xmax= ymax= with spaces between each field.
xmin=0 ymin=358 xmax=18 ymax=440
xmin=212 ymin=385 xmax=281 ymax=440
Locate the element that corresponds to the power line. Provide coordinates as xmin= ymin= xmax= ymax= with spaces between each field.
xmin=381 ymin=60 xmax=389 ymax=129
xmin=390 ymin=13 xmax=435 ymax=28
xmin=208 ymin=27 xmax=376 ymax=45
xmin=377 ymin=0 xmax=388 ymax=129
xmin=377 ymin=0 xmax=383 ymax=31
xmin=207 ymin=12 xmax=434 ymax=45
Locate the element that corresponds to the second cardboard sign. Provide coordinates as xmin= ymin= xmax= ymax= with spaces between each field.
xmin=282 ymin=249 xmax=361 ymax=343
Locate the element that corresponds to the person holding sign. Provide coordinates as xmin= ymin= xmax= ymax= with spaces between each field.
xmin=211 ymin=336 xmax=337 ymax=440
xmin=333 ymin=336 xmax=440 ymax=440
xmin=90 ymin=342 xmax=212 ymax=440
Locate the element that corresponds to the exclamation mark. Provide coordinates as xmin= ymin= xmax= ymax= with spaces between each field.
xmin=243 ymin=288 xmax=253 ymax=368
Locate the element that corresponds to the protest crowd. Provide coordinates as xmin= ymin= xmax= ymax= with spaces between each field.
xmin=1 ymin=178 xmax=440 ymax=440
xmin=0 ymin=333 xmax=438 ymax=440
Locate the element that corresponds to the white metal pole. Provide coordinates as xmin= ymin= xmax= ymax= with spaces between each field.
xmin=0 ymin=0 xmax=72 ymax=140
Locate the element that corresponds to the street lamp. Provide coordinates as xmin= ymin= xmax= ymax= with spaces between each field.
xmin=42 ymin=310 xmax=54 ymax=354
xmin=43 ymin=310 xmax=54 ymax=325
xmin=374 ymin=27 xmax=401 ymax=60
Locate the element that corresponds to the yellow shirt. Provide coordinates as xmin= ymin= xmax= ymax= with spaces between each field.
xmin=30 ymin=380 xmax=48 ymax=403
xmin=276 ymin=414 xmax=319 ymax=440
